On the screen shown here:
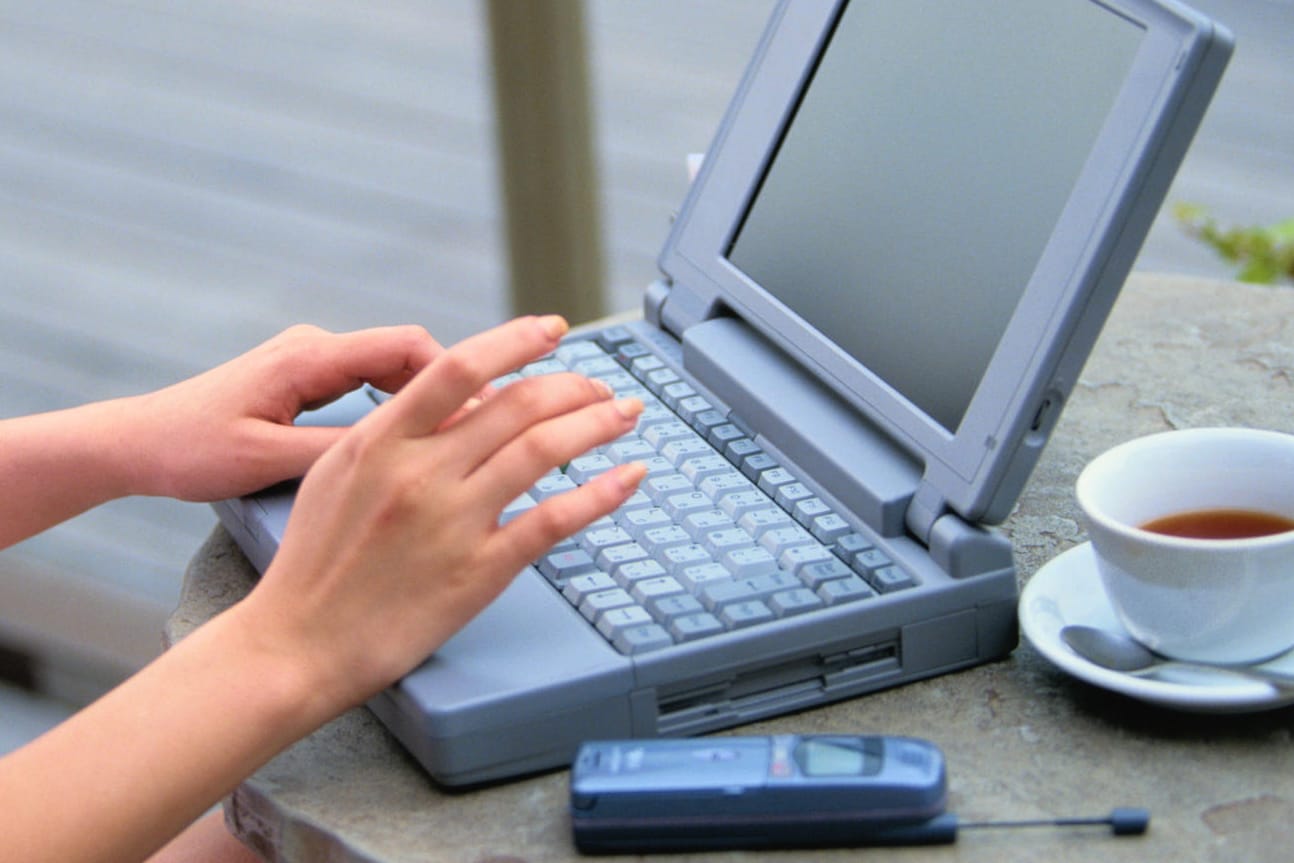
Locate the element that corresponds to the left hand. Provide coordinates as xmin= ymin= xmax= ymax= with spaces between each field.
xmin=129 ymin=324 xmax=443 ymax=502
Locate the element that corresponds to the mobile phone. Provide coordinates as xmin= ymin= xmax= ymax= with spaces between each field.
xmin=569 ymin=734 xmax=952 ymax=853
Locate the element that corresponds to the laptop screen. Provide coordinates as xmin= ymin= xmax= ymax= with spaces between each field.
xmin=726 ymin=0 xmax=1143 ymax=432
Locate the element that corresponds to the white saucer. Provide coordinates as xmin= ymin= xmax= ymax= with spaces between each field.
xmin=1019 ymin=543 xmax=1294 ymax=713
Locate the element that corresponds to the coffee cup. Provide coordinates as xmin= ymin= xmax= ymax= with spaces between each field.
xmin=1075 ymin=427 xmax=1294 ymax=665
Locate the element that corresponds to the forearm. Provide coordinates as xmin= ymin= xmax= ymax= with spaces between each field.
xmin=0 ymin=397 xmax=153 ymax=549
xmin=0 ymin=602 xmax=328 ymax=863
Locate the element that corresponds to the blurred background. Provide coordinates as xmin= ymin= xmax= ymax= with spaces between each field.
xmin=0 ymin=0 xmax=1289 ymax=729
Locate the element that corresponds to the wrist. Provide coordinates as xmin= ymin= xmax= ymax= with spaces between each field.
xmin=214 ymin=586 xmax=362 ymax=736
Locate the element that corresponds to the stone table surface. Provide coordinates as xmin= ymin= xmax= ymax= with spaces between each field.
xmin=168 ymin=273 xmax=1294 ymax=863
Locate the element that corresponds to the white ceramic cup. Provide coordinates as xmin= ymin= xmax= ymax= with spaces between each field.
xmin=1075 ymin=427 xmax=1294 ymax=664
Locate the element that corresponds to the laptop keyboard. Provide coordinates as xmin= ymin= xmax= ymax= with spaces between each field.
xmin=498 ymin=325 xmax=917 ymax=655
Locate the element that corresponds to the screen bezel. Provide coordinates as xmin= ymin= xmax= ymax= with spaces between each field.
xmin=657 ymin=0 xmax=1210 ymax=523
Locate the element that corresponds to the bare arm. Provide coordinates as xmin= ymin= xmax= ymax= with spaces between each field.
xmin=0 ymin=315 xmax=645 ymax=862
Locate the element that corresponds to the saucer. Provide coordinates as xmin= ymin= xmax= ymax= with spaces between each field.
xmin=1019 ymin=543 xmax=1294 ymax=712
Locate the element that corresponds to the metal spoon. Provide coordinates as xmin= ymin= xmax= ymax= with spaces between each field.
xmin=1059 ymin=625 xmax=1294 ymax=689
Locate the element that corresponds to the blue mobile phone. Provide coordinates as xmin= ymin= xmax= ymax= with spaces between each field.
xmin=569 ymin=734 xmax=951 ymax=853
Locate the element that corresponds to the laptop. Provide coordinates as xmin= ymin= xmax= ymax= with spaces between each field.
xmin=215 ymin=0 xmax=1231 ymax=786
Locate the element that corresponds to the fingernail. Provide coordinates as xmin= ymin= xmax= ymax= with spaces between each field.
xmin=591 ymin=378 xmax=615 ymax=399
xmin=538 ymin=315 xmax=569 ymax=340
xmin=611 ymin=461 xmax=649 ymax=494
xmin=613 ymin=397 xmax=644 ymax=420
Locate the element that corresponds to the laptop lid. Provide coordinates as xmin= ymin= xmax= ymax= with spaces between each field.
xmin=654 ymin=0 xmax=1232 ymax=540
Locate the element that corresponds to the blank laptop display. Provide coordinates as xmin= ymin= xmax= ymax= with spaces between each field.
xmin=215 ymin=0 xmax=1231 ymax=785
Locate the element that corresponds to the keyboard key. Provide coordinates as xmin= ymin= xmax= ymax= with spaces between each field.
xmin=769 ymin=588 xmax=825 ymax=618
xmin=691 ymin=409 xmax=728 ymax=435
xmin=596 ymin=605 xmax=654 ymax=640
xmin=681 ymin=508 xmax=735 ymax=541
xmin=680 ymin=454 xmax=733 ymax=485
xmin=563 ymin=573 xmax=617 ymax=604
xmin=531 ymin=473 xmax=579 ymax=501
xmin=676 ymin=562 xmax=732 ymax=591
xmin=660 ymin=435 xmax=714 ymax=466
xmin=810 ymin=512 xmax=852 ymax=544
xmin=739 ymin=507 xmax=795 ymax=539
xmin=500 ymin=492 xmax=536 ymax=525
xmin=799 ymin=558 xmax=854 ymax=589
xmin=647 ymin=593 xmax=705 ymax=621
xmin=661 ymin=381 xmax=697 ymax=409
xmin=663 ymin=490 xmax=715 ymax=520
xmin=675 ymin=395 xmax=713 ymax=424
xmin=669 ymin=613 xmax=725 ymax=642
xmin=757 ymin=467 xmax=797 ymax=496
xmin=720 ymin=600 xmax=776 ymax=629
xmin=630 ymin=576 xmax=685 ymax=605
xmin=661 ymin=543 xmax=713 ymax=574
xmin=793 ymin=497 xmax=833 ymax=525
xmin=615 ymin=342 xmax=651 ymax=363
xmin=579 ymin=588 xmax=635 ymax=621
xmin=613 ymin=624 xmax=674 ymax=655
xmin=645 ymin=474 xmax=694 ymax=503
xmin=775 ymin=482 xmax=814 ymax=510
xmin=613 ymin=559 xmax=669 ymax=587
xmin=642 ymin=421 xmax=694 ymax=448
xmin=701 ymin=527 xmax=757 ymax=557
xmin=720 ymin=490 xmax=776 ymax=521
xmin=867 ymin=565 xmax=917 ymax=593
xmin=817 ymin=576 xmax=876 ymax=605
xmin=597 ymin=543 xmax=651 ymax=572
xmin=595 ymin=326 xmax=634 ymax=351
xmin=619 ymin=506 xmax=674 ymax=540
xmin=707 ymin=423 xmax=745 ymax=449
xmin=580 ymin=526 xmax=634 ymax=556
xmin=606 ymin=439 xmax=657 ymax=463
xmin=778 ymin=544 xmax=836 ymax=575
xmin=720 ymin=546 xmax=781 ymax=579
xmin=629 ymin=355 xmax=666 ymax=379
xmin=698 ymin=472 xmax=755 ymax=501
xmin=759 ymin=525 xmax=817 ymax=557
xmin=641 ymin=525 xmax=694 ymax=557
xmin=851 ymin=547 xmax=895 ymax=575
xmin=567 ymin=454 xmax=616 ymax=484
xmin=740 ymin=452 xmax=779 ymax=480
xmin=644 ymin=367 xmax=681 ymax=393
xmin=555 ymin=340 xmax=606 ymax=365
xmin=833 ymin=532 xmax=874 ymax=561
xmin=616 ymin=489 xmax=655 ymax=513
xmin=538 ymin=548 xmax=598 ymax=583
xmin=723 ymin=437 xmax=761 ymax=463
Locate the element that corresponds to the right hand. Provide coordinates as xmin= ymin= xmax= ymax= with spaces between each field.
xmin=238 ymin=315 xmax=646 ymax=717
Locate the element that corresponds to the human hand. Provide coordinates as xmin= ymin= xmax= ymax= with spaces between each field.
xmin=129 ymin=324 xmax=444 ymax=502
xmin=234 ymin=315 xmax=645 ymax=715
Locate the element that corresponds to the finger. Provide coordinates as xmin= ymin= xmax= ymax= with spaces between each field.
xmin=380 ymin=315 xmax=569 ymax=437
xmin=468 ymin=396 xmax=645 ymax=514
xmin=281 ymin=325 xmax=443 ymax=411
xmin=436 ymin=372 xmax=615 ymax=475
xmin=247 ymin=423 xmax=350 ymax=482
xmin=489 ymin=462 xmax=649 ymax=571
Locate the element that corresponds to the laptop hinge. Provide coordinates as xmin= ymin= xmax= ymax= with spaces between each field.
xmin=905 ymin=481 xmax=946 ymax=545
xmin=649 ymin=278 xmax=720 ymax=340
xmin=907 ymin=481 xmax=1015 ymax=580
xmin=643 ymin=279 xmax=671 ymax=329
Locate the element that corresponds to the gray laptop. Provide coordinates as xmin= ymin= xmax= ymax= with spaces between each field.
xmin=215 ymin=0 xmax=1231 ymax=786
